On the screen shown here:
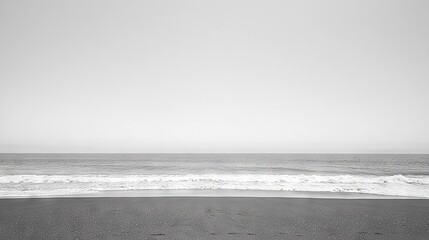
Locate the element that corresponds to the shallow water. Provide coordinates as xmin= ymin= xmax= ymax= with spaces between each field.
xmin=0 ymin=153 xmax=428 ymax=198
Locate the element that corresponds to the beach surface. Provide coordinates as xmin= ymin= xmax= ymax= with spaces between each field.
xmin=0 ymin=197 xmax=428 ymax=239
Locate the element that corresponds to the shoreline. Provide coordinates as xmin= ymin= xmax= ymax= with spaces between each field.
xmin=0 ymin=189 xmax=421 ymax=199
xmin=1 ymin=197 xmax=428 ymax=239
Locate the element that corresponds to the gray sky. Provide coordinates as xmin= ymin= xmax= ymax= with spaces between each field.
xmin=1 ymin=0 xmax=429 ymax=153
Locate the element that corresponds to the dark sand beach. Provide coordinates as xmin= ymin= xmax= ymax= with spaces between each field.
xmin=0 ymin=197 xmax=428 ymax=239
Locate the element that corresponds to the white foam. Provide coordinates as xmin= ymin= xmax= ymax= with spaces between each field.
xmin=0 ymin=174 xmax=428 ymax=198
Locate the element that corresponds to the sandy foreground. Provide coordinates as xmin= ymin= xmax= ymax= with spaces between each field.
xmin=0 ymin=197 xmax=428 ymax=239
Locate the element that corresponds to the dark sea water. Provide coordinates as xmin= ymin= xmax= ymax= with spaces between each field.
xmin=0 ymin=153 xmax=428 ymax=198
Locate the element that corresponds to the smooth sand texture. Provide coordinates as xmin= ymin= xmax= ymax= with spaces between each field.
xmin=0 ymin=197 xmax=428 ymax=239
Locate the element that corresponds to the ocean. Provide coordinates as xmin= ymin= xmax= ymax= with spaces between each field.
xmin=0 ymin=153 xmax=428 ymax=198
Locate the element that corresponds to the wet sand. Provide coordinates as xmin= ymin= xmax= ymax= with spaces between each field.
xmin=0 ymin=197 xmax=428 ymax=239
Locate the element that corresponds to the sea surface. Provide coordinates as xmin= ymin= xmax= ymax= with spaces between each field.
xmin=0 ymin=153 xmax=428 ymax=198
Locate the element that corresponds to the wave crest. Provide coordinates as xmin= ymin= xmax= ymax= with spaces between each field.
xmin=0 ymin=174 xmax=428 ymax=197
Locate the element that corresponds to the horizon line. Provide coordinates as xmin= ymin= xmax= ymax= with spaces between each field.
xmin=0 ymin=152 xmax=428 ymax=155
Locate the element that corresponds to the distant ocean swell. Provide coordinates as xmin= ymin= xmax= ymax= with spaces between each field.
xmin=1 ymin=174 xmax=428 ymax=198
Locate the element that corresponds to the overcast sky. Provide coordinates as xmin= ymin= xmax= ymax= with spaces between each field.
xmin=1 ymin=0 xmax=429 ymax=153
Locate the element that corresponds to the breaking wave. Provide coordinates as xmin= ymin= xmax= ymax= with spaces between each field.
xmin=1 ymin=174 xmax=428 ymax=198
